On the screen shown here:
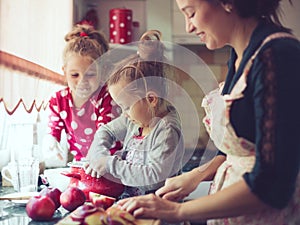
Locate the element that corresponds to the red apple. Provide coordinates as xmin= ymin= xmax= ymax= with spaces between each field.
xmin=26 ymin=195 xmax=56 ymax=221
xmin=70 ymin=203 xmax=97 ymax=222
xmin=91 ymin=193 xmax=116 ymax=209
xmin=60 ymin=187 xmax=86 ymax=212
xmin=40 ymin=187 xmax=62 ymax=209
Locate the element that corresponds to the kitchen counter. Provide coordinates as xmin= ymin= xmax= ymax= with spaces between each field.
xmin=0 ymin=186 xmax=66 ymax=225
xmin=0 ymin=186 xmax=160 ymax=225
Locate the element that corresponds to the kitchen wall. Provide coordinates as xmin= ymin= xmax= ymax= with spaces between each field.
xmin=281 ymin=0 xmax=300 ymax=39
xmin=74 ymin=0 xmax=148 ymax=42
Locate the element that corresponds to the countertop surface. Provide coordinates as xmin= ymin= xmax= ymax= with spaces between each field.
xmin=0 ymin=186 xmax=160 ymax=225
xmin=0 ymin=186 xmax=67 ymax=225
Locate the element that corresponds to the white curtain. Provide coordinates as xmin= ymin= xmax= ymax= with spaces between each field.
xmin=0 ymin=0 xmax=73 ymax=167
xmin=0 ymin=0 xmax=73 ymax=73
xmin=0 ymin=0 xmax=73 ymax=112
xmin=0 ymin=64 xmax=64 ymax=114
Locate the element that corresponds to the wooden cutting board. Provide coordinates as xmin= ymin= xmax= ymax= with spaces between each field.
xmin=55 ymin=211 xmax=161 ymax=225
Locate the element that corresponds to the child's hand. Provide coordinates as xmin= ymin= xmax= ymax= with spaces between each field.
xmin=155 ymin=170 xmax=199 ymax=201
xmin=84 ymin=156 xmax=109 ymax=178
xmin=42 ymin=135 xmax=65 ymax=161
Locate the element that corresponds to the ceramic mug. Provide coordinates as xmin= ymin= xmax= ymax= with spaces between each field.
xmin=1 ymin=158 xmax=39 ymax=192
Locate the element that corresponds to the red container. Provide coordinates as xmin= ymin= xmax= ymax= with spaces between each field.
xmin=109 ymin=8 xmax=133 ymax=44
xmin=61 ymin=162 xmax=124 ymax=199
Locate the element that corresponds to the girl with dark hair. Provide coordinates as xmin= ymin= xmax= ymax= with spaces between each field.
xmin=118 ymin=0 xmax=300 ymax=224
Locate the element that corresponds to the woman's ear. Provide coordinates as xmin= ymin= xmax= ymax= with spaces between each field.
xmin=146 ymin=91 xmax=158 ymax=107
xmin=222 ymin=3 xmax=233 ymax=13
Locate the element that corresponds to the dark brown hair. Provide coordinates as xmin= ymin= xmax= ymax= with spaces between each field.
xmin=218 ymin=0 xmax=293 ymax=27
xmin=63 ymin=24 xmax=109 ymax=65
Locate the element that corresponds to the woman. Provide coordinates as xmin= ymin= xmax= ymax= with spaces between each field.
xmin=118 ymin=0 xmax=300 ymax=224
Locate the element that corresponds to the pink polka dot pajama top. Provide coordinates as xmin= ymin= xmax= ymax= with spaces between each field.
xmin=47 ymin=85 xmax=121 ymax=161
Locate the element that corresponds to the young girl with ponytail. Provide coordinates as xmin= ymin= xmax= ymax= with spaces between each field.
xmin=85 ymin=30 xmax=185 ymax=198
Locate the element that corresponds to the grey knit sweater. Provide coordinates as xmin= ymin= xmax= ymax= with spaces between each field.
xmin=88 ymin=106 xmax=185 ymax=192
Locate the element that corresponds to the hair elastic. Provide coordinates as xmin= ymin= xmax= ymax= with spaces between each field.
xmin=80 ymin=31 xmax=88 ymax=37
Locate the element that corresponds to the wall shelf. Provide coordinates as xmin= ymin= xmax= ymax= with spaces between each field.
xmin=74 ymin=0 xmax=147 ymax=43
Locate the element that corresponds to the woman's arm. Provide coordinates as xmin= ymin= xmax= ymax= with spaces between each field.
xmin=119 ymin=179 xmax=268 ymax=223
xmin=242 ymin=40 xmax=300 ymax=209
xmin=178 ymin=180 xmax=268 ymax=222
xmin=156 ymin=154 xmax=225 ymax=201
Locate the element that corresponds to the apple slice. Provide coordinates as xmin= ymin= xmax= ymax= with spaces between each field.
xmin=84 ymin=211 xmax=108 ymax=225
xmin=58 ymin=217 xmax=81 ymax=225
xmin=106 ymin=206 xmax=135 ymax=223
xmin=90 ymin=193 xmax=116 ymax=209
xmin=70 ymin=203 xmax=97 ymax=222
xmin=89 ymin=191 xmax=100 ymax=201
xmin=107 ymin=215 xmax=129 ymax=225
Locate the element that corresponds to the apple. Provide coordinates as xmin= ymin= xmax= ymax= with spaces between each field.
xmin=89 ymin=192 xmax=116 ymax=209
xmin=88 ymin=191 xmax=99 ymax=201
xmin=39 ymin=187 xmax=62 ymax=209
xmin=60 ymin=187 xmax=86 ymax=212
xmin=107 ymin=215 xmax=128 ymax=225
xmin=84 ymin=211 xmax=108 ymax=225
xmin=26 ymin=195 xmax=56 ymax=221
xmin=70 ymin=203 xmax=97 ymax=222
xmin=106 ymin=206 xmax=135 ymax=223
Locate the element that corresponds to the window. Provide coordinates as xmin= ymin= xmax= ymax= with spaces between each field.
xmin=0 ymin=102 xmax=49 ymax=168
xmin=0 ymin=0 xmax=73 ymax=169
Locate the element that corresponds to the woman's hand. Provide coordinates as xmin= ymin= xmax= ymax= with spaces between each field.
xmin=118 ymin=194 xmax=182 ymax=222
xmin=155 ymin=169 xmax=201 ymax=201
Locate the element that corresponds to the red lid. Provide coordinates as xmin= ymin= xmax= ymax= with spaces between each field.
xmin=109 ymin=8 xmax=132 ymax=14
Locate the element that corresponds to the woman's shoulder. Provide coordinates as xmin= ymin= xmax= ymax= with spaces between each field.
xmin=260 ymin=33 xmax=300 ymax=53
xmin=249 ymin=20 xmax=299 ymax=58
xmin=256 ymin=33 xmax=300 ymax=69
xmin=251 ymin=21 xmax=298 ymax=53
xmin=249 ymin=33 xmax=300 ymax=88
